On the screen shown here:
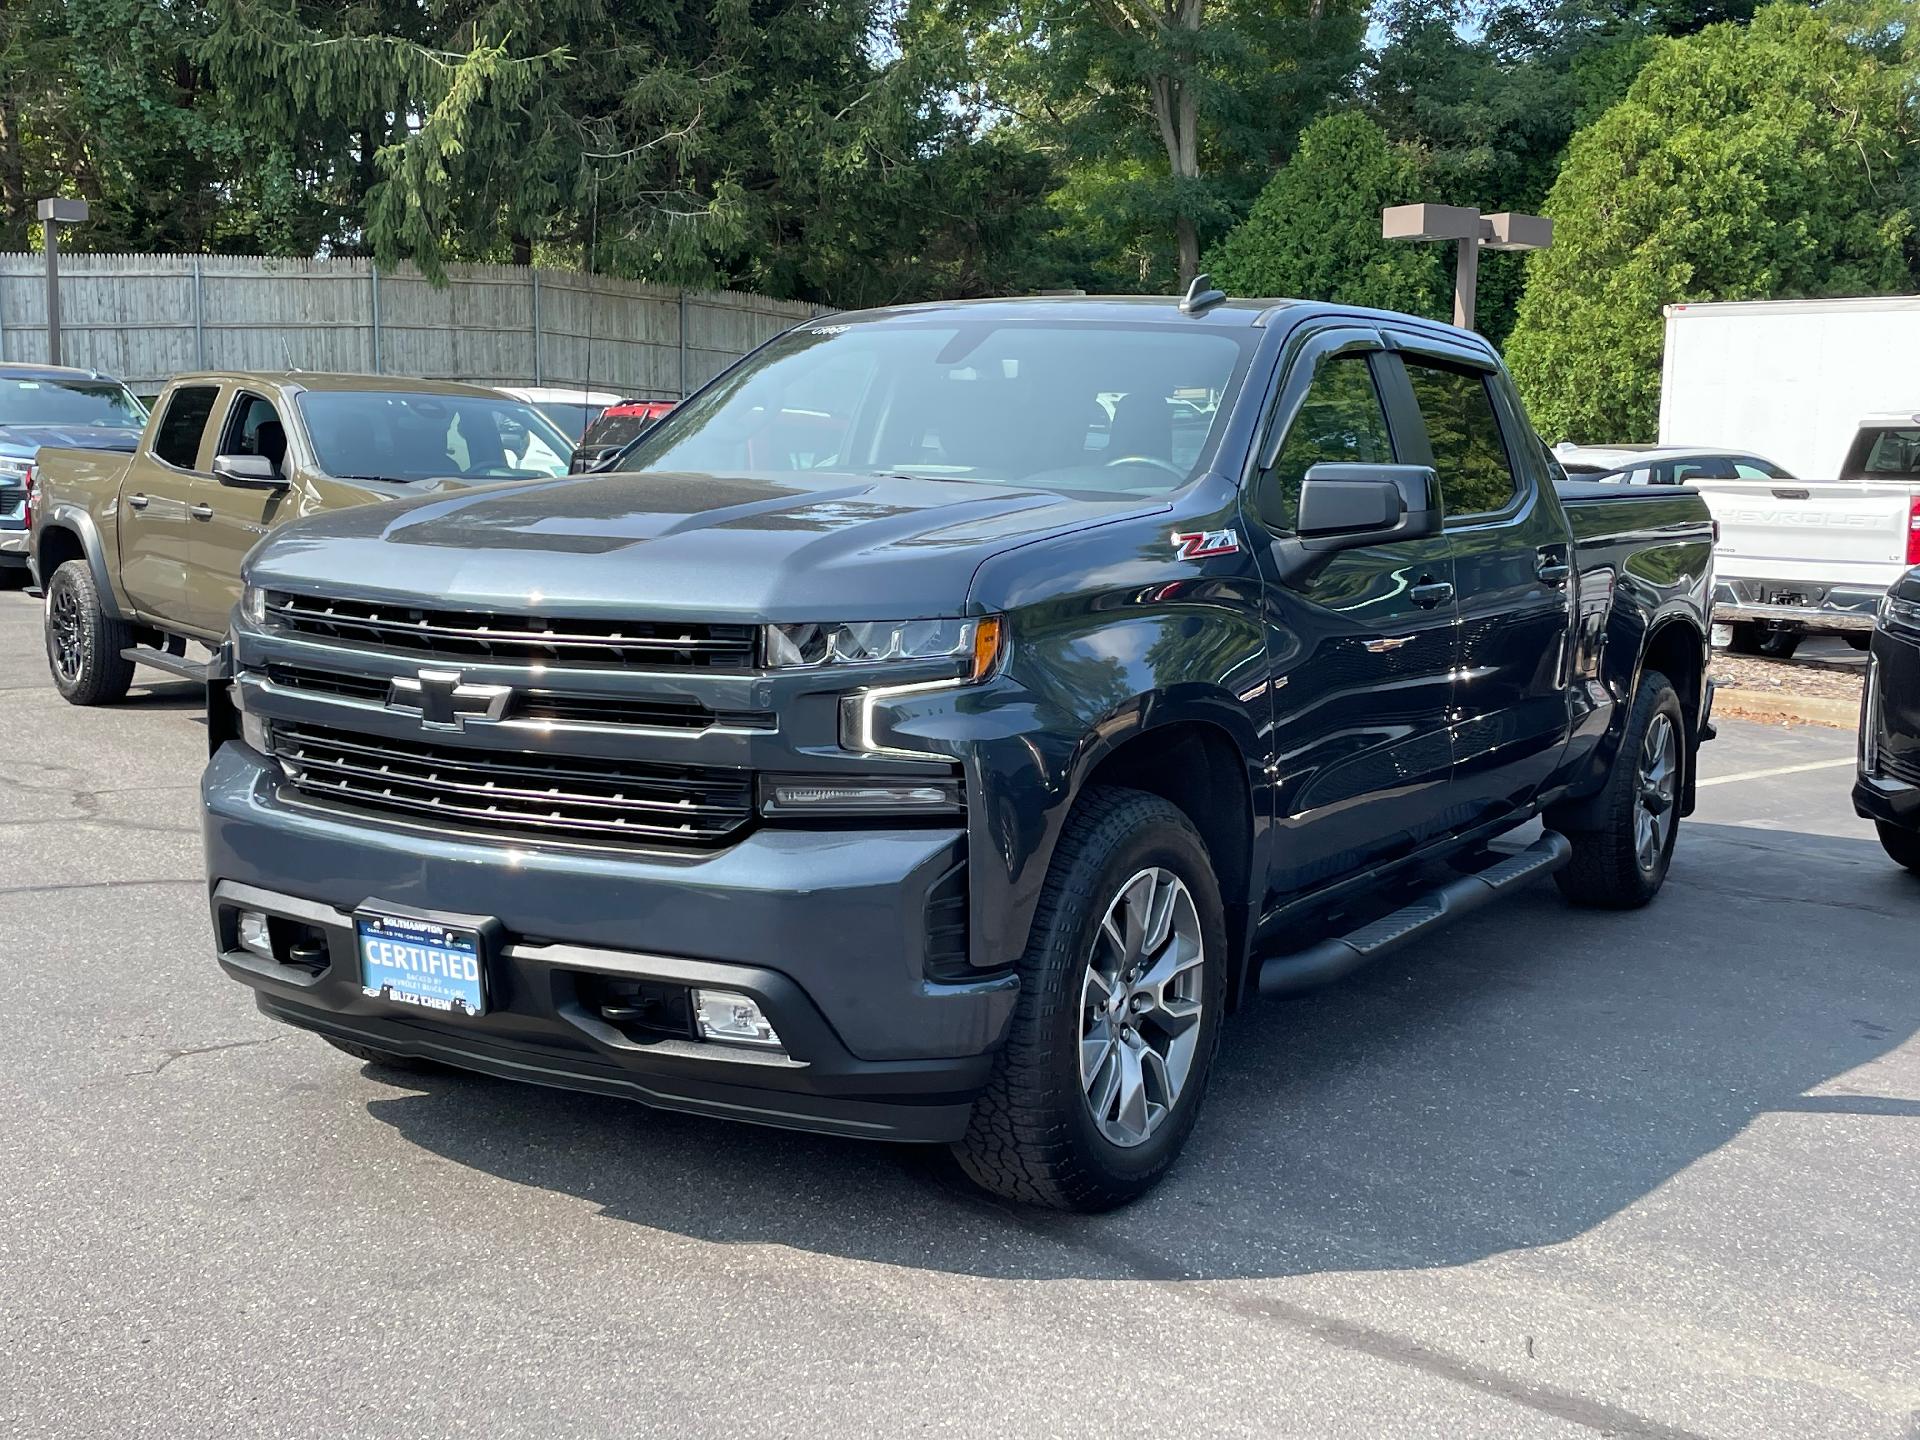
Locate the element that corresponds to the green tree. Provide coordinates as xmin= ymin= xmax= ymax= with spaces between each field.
xmin=1364 ymin=0 xmax=1660 ymax=343
xmin=918 ymin=0 xmax=1369 ymax=290
xmin=1202 ymin=112 xmax=1447 ymax=314
xmin=1507 ymin=4 xmax=1918 ymax=441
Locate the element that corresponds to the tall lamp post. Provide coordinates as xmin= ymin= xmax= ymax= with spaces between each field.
xmin=1381 ymin=204 xmax=1552 ymax=331
xmin=37 ymin=197 xmax=89 ymax=367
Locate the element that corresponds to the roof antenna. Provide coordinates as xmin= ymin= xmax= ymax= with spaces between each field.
xmin=1179 ymin=272 xmax=1227 ymax=315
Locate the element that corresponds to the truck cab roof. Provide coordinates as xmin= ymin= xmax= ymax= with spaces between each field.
xmin=156 ymin=371 xmax=512 ymax=398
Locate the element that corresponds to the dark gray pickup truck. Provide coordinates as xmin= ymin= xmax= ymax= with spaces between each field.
xmin=204 ymin=290 xmax=1715 ymax=1210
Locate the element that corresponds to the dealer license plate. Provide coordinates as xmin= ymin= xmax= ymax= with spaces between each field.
xmin=356 ymin=911 xmax=487 ymax=1017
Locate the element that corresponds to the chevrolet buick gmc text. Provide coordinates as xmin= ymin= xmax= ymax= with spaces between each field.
xmin=202 ymin=292 xmax=1715 ymax=1210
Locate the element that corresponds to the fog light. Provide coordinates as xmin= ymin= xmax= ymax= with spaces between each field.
xmin=237 ymin=909 xmax=274 ymax=961
xmin=758 ymin=775 xmax=961 ymax=817
xmin=692 ymin=988 xmax=784 ymax=1050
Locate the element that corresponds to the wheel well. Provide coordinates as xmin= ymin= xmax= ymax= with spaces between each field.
xmin=1642 ymin=617 xmax=1706 ymax=804
xmin=1079 ymin=720 xmax=1255 ymax=998
xmin=35 ymin=523 xmax=85 ymax=580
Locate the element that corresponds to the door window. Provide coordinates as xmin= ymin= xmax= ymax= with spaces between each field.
xmin=219 ymin=393 xmax=289 ymax=472
xmin=1671 ymin=457 xmax=1735 ymax=483
xmin=1732 ymin=459 xmax=1790 ymax=480
xmin=1403 ymin=360 xmax=1517 ymax=518
xmin=152 ymin=386 xmax=219 ymax=470
xmin=1261 ymin=354 xmax=1394 ymax=532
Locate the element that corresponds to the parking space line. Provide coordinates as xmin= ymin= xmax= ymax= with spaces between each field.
xmin=1698 ymin=757 xmax=1857 ymax=788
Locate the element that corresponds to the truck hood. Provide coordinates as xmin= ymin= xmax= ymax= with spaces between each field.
xmin=245 ymin=469 xmax=1167 ymax=620
xmin=0 ymin=424 xmax=141 ymax=459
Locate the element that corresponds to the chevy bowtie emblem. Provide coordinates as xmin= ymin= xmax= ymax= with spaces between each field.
xmin=1171 ymin=527 xmax=1240 ymax=560
xmin=387 ymin=669 xmax=513 ymax=730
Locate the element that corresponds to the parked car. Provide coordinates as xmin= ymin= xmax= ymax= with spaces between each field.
xmin=205 ymin=292 xmax=1714 ymax=1211
xmin=31 ymin=372 xmax=576 ymax=704
xmin=1552 ymin=442 xmax=1794 ymax=485
xmin=0 ymin=363 xmax=148 ymax=587
xmin=569 ymin=399 xmax=675 ymax=472
xmin=495 ymin=386 xmax=623 ymax=445
xmin=1686 ymin=415 xmax=1920 ymax=657
xmin=1855 ymin=565 xmax=1920 ymax=872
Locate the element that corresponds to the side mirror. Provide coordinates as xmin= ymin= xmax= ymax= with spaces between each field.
xmin=212 ymin=453 xmax=286 ymax=490
xmin=569 ymin=447 xmax=624 ymax=475
xmin=1274 ymin=463 xmax=1442 ymax=585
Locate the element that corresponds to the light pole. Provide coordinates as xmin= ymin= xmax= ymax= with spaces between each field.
xmin=1381 ymin=203 xmax=1552 ymax=331
xmin=37 ymin=197 xmax=89 ymax=367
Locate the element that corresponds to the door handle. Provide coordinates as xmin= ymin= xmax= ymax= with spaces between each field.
xmin=188 ymin=503 xmax=215 ymax=520
xmin=1409 ymin=578 xmax=1454 ymax=609
xmin=1537 ymin=558 xmax=1572 ymax=587
xmin=127 ymin=493 xmax=149 ymax=510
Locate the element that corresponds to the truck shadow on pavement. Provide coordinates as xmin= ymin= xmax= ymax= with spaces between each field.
xmin=362 ymin=821 xmax=1920 ymax=1282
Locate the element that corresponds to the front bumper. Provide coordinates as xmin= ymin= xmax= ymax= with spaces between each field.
xmin=1713 ymin=579 xmax=1881 ymax=632
xmin=0 ymin=526 xmax=26 ymax=561
xmin=203 ymin=743 xmax=1017 ymax=1143
xmin=1854 ymin=774 xmax=1920 ymax=830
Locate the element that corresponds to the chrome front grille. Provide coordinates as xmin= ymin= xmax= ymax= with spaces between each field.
xmin=272 ymin=723 xmax=754 ymax=849
xmin=265 ymin=591 xmax=758 ymax=671
xmin=261 ymin=661 xmax=774 ymax=732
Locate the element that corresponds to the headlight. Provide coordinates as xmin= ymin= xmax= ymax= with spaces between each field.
xmin=764 ymin=616 xmax=1003 ymax=679
xmin=240 ymin=583 xmax=267 ymax=627
xmin=1878 ymin=592 xmax=1920 ymax=632
xmin=0 ymin=457 xmax=29 ymax=479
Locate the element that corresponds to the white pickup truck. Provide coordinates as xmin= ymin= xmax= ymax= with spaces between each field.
xmin=1697 ymin=415 xmax=1920 ymax=657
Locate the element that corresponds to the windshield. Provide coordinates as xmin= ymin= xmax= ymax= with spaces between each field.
xmin=616 ymin=320 xmax=1252 ymax=496
xmin=295 ymin=391 xmax=574 ymax=482
xmin=0 ymin=377 xmax=146 ymax=430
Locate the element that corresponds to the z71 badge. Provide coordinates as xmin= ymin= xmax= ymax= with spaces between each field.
xmin=1171 ymin=528 xmax=1241 ymax=560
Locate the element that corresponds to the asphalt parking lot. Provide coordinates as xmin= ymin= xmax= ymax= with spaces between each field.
xmin=1 ymin=589 xmax=1915 ymax=1440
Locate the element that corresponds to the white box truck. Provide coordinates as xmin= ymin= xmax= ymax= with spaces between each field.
xmin=1661 ymin=297 xmax=1920 ymax=656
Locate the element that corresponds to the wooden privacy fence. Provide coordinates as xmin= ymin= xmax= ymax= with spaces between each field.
xmin=0 ymin=254 xmax=824 ymax=396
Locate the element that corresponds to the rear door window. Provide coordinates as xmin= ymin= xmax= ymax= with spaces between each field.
xmin=1854 ymin=429 xmax=1920 ymax=477
xmin=1402 ymin=360 xmax=1517 ymax=518
xmin=152 ymin=385 xmax=219 ymax=470
xmin=1261 ymin=354 xmax=1395 ymax=532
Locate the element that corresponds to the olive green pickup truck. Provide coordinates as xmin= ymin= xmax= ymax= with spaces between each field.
xmin=29 ymin=372 xmax=576 ymax=704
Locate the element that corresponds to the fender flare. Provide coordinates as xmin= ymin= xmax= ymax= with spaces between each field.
xmin=35 ymin=503 xmax=125 ymax=619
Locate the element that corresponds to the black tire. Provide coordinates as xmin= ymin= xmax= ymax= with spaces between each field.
xmin=0 ymin=565 xmax=28 ymax=591
xmin=43 ymin=559 xmax=135 ymax=705
xmin=1846 ymin=633 xmax=1872 ymax=653
xmin=1550 ymin=669 xmax=1686 ymax=909
xmin=1877 ymin=822 xmax=1920 ymax=874
xmin=1726 ymin=622 xmax=1803 ymax=659
xmin=952 ymin=786 xmax=1227 ymax=1212
xmin=323 ymin=1035 xmax=445 ymax=1074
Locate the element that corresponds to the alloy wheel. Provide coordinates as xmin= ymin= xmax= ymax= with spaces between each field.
xmin=48 ymin=580 xmax=86 ymax=684
xmin=1078 ymin=867 xmax=1206 ymax=1148
xmin=1634 ymin=712 xmax=1677 ymax=875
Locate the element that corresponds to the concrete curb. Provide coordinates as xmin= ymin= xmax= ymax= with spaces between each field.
xmin=1715 ymin=687 xmax=1860 ymax=730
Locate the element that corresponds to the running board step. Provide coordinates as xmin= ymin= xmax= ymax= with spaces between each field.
xmin=1258 ymin=831 xmax=1571 ymax=996
xmin=121 ymin=645 xmax=208 ymax=682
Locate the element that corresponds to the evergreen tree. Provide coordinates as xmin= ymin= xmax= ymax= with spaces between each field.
xmin=1202 ymin=111 xmax=1447 ymax=314
xmin=1506 ymin=4 xmax=1918 ymax=441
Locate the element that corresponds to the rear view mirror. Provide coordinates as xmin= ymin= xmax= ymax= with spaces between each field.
xmin=212 ymin=453 xmax=286 ymax=490
xmin=1275 ymin=463 xmax=1442 ymax=585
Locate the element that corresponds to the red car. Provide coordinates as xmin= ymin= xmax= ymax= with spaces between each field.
xmin=569 ymin=400 xmax=675 ymax=472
